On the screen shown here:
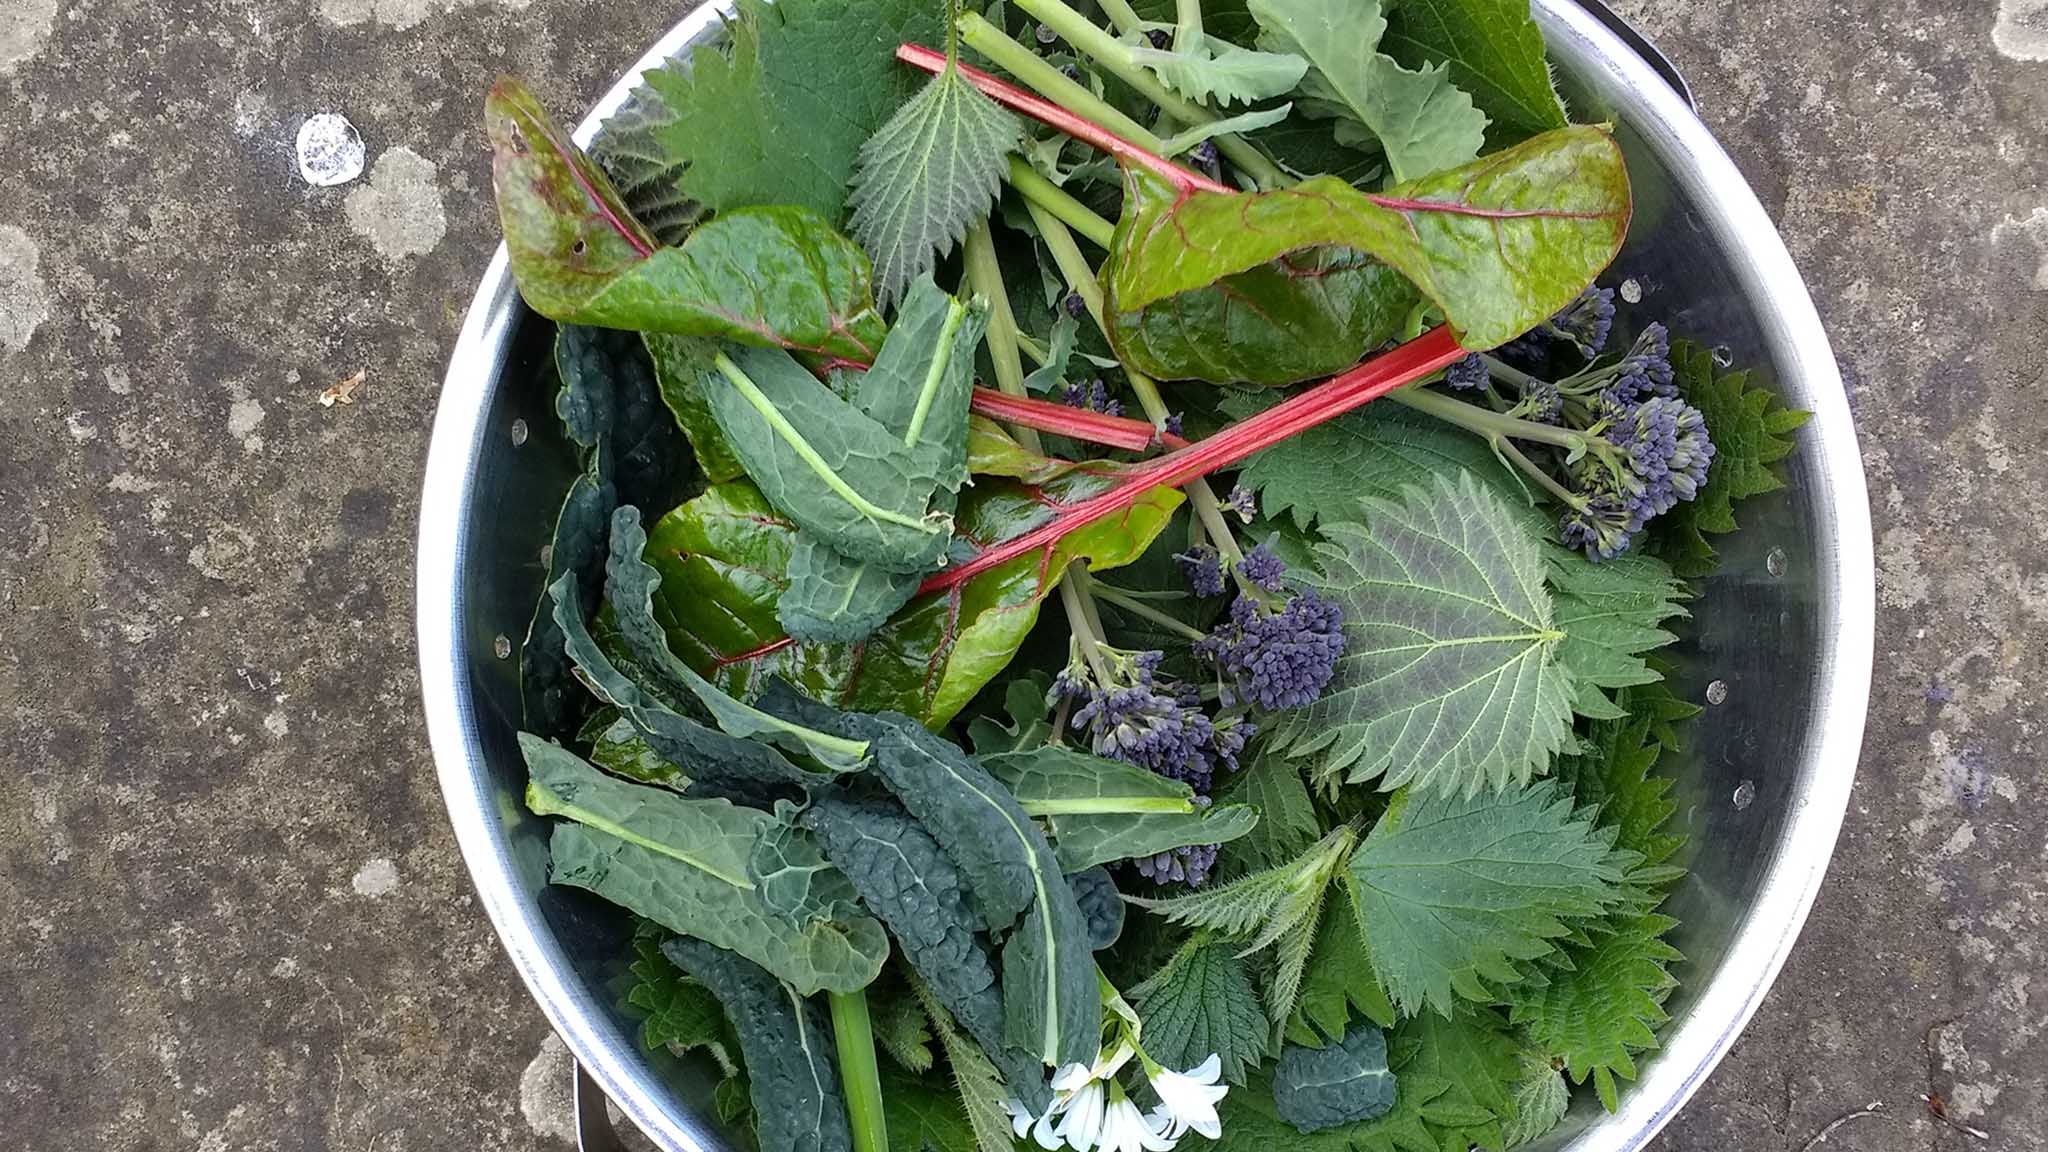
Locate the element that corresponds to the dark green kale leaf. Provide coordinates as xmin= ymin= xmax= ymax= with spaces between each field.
xmin=1273 ymin=1023 xmax=1398 ymax=1132
xmin=1067 ymin=866 xmax=1126 ymax=951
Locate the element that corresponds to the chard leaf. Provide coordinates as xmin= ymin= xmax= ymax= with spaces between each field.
xmin=1546 ymin=548 xmax=1687 ymax=721
xmin=1501 ymin=1051 xmax=1569 ymax=1147
xmin=1273 ymin=1024 xmax=1397 ymax=1132
xmin=551 ymin=571 xmax=827 ymax=804
xmin=1507 ymin=911 xmax=1681 ymax=1111
xmin=1127 ymin=33 xmax=1308 ymax=107
xmin=1381 ymin=0 xmax=1569 ymax=148
xmin=1129 ymin=934 xmax=1273 ymax=1086
xmin=606 ymin=506 xmax=872 ymax=771
xmin=965 ymin=417 xmax=1093 ymax=484
xmin=1346 ymin=781 xmax=1637 ymax=1017
xmin=779 ymin=534 xmax=927 ymax=645
xmin=982 ymin=747 xmax=1260 ymax=871
xmin=487 ymin=79 xmax=885 ymax=362
xmin=849 ymin=56 xmax=1025 ymax=306
xmin=1267 ymin=473 xmax=1576 ymax=799
xmin=1249 ymin=0 xmax=1486 ymax=182
xmin=1215 ymin=751 xmax=1320 ymax=878
xmin=645 ymin=333 xmax=747 ymax=483
xmin=582 ymin=711 xmax=684 ymax=788
xmin=663 ymin=937 xmax=855 ymax=1152
xmin=863 ymin=714 xmax=1100 ymax=1068
xmin=1068 ymin=866 xmax=1126 ymax=950
xmin=523 ymin=737 xmax=888 ymax=995
xmin=646 ymin=472 xmax=1177 ymax=728
xmin=703 ymin=345 xmax=955 ymax=571
xmin=1104 ymin=125 xmax=1631 ymax=359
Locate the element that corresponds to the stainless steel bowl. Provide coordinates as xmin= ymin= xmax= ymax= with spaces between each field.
xmin=417 ymin=4 xmax=1875 ymax=1148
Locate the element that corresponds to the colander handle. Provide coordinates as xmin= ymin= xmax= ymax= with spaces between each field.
xmin=576 ymin=1061 xmax=627 ymax=1152
xmin=1567 ymin=0 xmax=1698 ymax=111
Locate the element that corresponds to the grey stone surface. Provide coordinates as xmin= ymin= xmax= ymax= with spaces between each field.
xmin=0 ymin=1 xmax=2041 ymax=1150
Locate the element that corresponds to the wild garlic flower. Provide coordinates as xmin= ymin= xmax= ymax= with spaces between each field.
xmin=1143 ymin=1054 xmax=1229 ymax=1140
xmin=1033 ymin=1043 xmax=1136 ymax=1151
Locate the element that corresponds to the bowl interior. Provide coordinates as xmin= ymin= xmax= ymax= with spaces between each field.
xmin=419 ymin=5 xmax=1871 ymax=1150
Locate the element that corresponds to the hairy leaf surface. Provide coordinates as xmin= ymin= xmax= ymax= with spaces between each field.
xmin=908 ymin=970 xmax=1033 ymax=1152
xmin=1216 ymin=751 xmax=1322 ymax=878
xmin=626 ymin=924 xmax=736 ymax=1069
xmin=1547 ymin=548 xmax=1687 ymax=721
xmin=1500 ymin=1051 xmax=1569 ymax=1148
xmin=1130 ymin=934 xmax=1273 ymax=1086
xmin=1381 ymin=0 xmax=1569 ymax=148
xmin=1288 ymin=889 xmax=1396 ymax=1047
xmin=1649 ymin=341 xmax=1812 ymax=576
xmin=1510 ymin=912 xmax=1681 ymax=1110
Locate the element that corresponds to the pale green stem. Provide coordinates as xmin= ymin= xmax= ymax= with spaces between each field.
xmin=1008 ymin=155 xmax=1117 ymax=248
xmin=1016 ymin=331 xmax=1051 ymax=366
xmin=958 ymin=11 xmax=1164 ymax=151
xmin=962 ymin=222 xmax=1042 ymax=454
xmin=1174 ymin=0 xmax=1204 ymax=49
xmin=1185 ymin=482 xmax=1247 ymax=568
xmin=1090 ymin=582 xmax=1208 ymax=641
xmin=829 ymin=991 xmax=889 ymax=1152
xmin=1096 ymin=0 xmax=1144 ymax=33
xmin=1061 ymin=577 xmax=1116 ymax=684
xmin=1392 ymin=384 xmax=1591 ymax=453
xmin=1479 ymin=353 xmax=1544 ymax=394
xmin=904 ymin=297 xmax=970 ymax=446
xmin=1011 ymin=0 xmax=1289 ymax=188
xmin=1023 ymin=795 xmax=1193 ymax=815
xmin=713 ymin=353 xmax=944 ymax=535
xmin=1495 ymin=436 xmax=1588 ymax=510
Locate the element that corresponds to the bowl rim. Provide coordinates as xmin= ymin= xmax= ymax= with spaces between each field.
xmin=416 ymin=6 xmax=1875 ymax=1148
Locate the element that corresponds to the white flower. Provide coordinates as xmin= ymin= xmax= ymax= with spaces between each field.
xmin=1145 ymin=1054 xmax=1228 ymax=1140
xmin=1033 ymin=1044 xmax=1142 ymax=1152
xmin=1006 ymin=1098 xmax=1038 ymax=1139
xmin=1098 ymin=1087 xmax=1176 ymax=1152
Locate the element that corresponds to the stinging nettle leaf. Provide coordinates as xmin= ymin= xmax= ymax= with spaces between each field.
xmin=849 ymin=56 xmax=1025 ymax=306
xmin=1381 ymin=0 xmax=1569 ymax=148
xmin=1547 ymin=547 xmax=1688 ymax=721
xmin=1273 ymin=1023 xmax=1397 ymax=1132
xmin=1508 ymin=911 xmax=1681 ymax=1112
xmin=625 ymin=924 xmax=737 ymax=1069
xmin=522 ymin=736 xmax=888 ymax=995
xmin=1130 ymin=934 xmax=1274 ymax=1086
xmin=907 ymin=969 xmax=1036 ymax=1152
xmin=1287 ymin=889 xmax=1396 ymax=1048
xmin=589 ymin=84 xmax=705 ymax=246
xmin=1216 ymin=751 xmax=1320 ymax=878
xmin=1268 ymin=472 xmax=1578 ymax=799
xmin=1501 ymin=1050 xmax=1570 ymax=1147
xmin=664 ymin=937 xmax=854 ymax=1152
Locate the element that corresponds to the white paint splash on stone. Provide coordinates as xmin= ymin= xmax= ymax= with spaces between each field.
xmin=0 ymin=224 xmax=53 ymax=352
xmin=1990 ymin=206 xmax=2048 ymax=290
xmin=296 ymin=113 xmax=365 ymax=187
xmin=345 ymin=147 xmax=448 ymax=261
xmin=0 ymin=0 xmax=61 ymax=74
xmin=318 ymin=0 xmax=532 ymax=31
xmin=1994 ymin=0 xmax=2048 ymax=60
xmin=350 ymin=857 xmax=399 ymax=897
xmin=519 ymin=1032 xmax=579 ymax=1145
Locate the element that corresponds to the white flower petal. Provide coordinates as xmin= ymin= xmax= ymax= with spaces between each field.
xmin=1034 ymin=1107 xmax=1067 ymax=1150
xmin=1186 ymin=1054 xmax=1222 ymax=1084
xmin=1051 ymin=1062 xmax=1095 ymax=1094
xmin=1059 ymin=1083 xmax=1107 ymax=1152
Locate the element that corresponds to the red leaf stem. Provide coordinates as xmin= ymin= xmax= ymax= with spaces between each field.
xmin=920 ymin=327 xmax=1468 ymax=594
xmin=896 ymin=43 xmax=1230 ymax=196
xmin=971 ymin=388 xmax=1190 ymax=451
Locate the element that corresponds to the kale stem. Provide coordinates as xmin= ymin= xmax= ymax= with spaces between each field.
xmin=1391 ymin=384 xmax=1590 ymax=452
xmin=1007 ymin=155 xmax=1117 ymax=248
xmin=1090 ymin=582 xmax=1208 ymax=640
xmin=1494 ymin=436 xmax=1586 ymax=510
xmin=1010 ymin=0 xmax=1289 ymax=188
xmin=956 ymin=12 xmax=1165 ymax=152
xmin=1479 ymin=353 xmax=1544 ymax=394
xmin=962 ymin=221 xmax=1044 ymax=454
xmin=904 ymin=296 xmax=971 ymax=446
xmin=1016 ymin=331 xmax=1051 ymax=366
xmin=828 ymin=991 xmax=889 ymax=1152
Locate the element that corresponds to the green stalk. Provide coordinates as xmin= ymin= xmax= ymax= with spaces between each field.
xmin=1495 ymin=436 xmax=1588 ymax=509
xmin=904 ymin=297 xmax=971 ymax=445
xmin=1479 ymin=352 xmax=1544 ymax=394
xmin=1089 ymin=582 xmax=1209 ymax=640
xmin=1011 ymin=0 xmax=1289 ymax=188
xmin=962 ymin=221 xmax=1043 ymax=454
xmin=829 ymin=991 xmax=888 ymax=1152
xmin=1392 ymin=384 xmax=1592 ymax=453
xmin=1175 ymin=0 xmax=1204 ymax=49
xmin=957 ymin=11 xmax=1165 ymax=151
xmin=1097 ymin=0 xmax=1145 ymax=33
xmin=1061 ymin=576 xmax=1116 ymax=684
xmin=1008 ymin=155 xmax=1117 ymax=248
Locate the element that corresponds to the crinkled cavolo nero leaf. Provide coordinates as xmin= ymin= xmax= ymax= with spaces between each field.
xmin=907 ymin=969 xmax=1033 ymax=1152
xmin=1346 ymin=780 xmax=1639 ymax=1017
xmin=1105 ymin=125 xmax=1630 ymax=364
xmin=1500 ymin=1050 xmax=1569 ymax=1148
xmin=555 ymin=324 xmax=695 ymax=512
xmin=1649 ymin=340 xmax=1813 ymax=577
xmin=849 ymin=55 xmax=1024 ymax=306
xmin=521 ymin=736 xmax=888 ymax=995
xmin=702 ymin=345 xmax=956 ymax=572
xmin=1067 ymin=866 xmax=1126 ymax=951
xmin=855 ymin=274 xmax=989 ymax=495
xmin=1546 ymin=547 xmax=1687 ymax=721
xmin=858 ymin=714 xmax=1101 ymax=1069
xmin=552 ymin=571 xmax=831 ymax=805
xmin=1268 ymin=473 xmax=1578 ymax=799
xmin=1509 ymin=911 xmax=1681 ymax=1111
xmin=748 ymin=800 xmax=870 ymax=926
xmin=1380 ymin=0 xmax=1570 ymax=148
xmin=524 ymin=473 xmax=615 ymax=739
xmin=606 ymin=506 xmax=872 ymax=772
xmin=1287 ymin=889 xmax=1396 ymax=1049
xmin=981 ymin=746 xmax=1258 ymax=871
xmin=626 ymin=923 xmax=738 ymax=1071
xmin=1127 ymin=32 xmax=1308 ymax=106
xmin=778 ymin=533 xmax=927 ymax=645
xmin=1129 ymin=933 xmax=1273 ymax=1086
xmin=486 ymin=78 xmax=886 ymax=362
xmin=644 ymin=333 xmax=748 ymax=483
xmin=1273 ymin=1023 xmax=1397 ymax=1132
xmin=1250 ymin=0 xmax=1487 ymax=183
xmin=629 ymin=0 xmax=948 ymax=221
xmin=664 ymin=937 xmax=854 ymax=1152
xmin=646 ymin=468 xmax=1177 ymax=727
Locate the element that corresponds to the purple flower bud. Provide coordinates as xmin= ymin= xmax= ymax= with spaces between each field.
xmin=1200 ymin=590 xmax=1345 ymax=712
xmin=1176 ymin=546 xmax=1226 ymax=598
xmin=1146 ymin=28 xmax=1171 ymax=48
xmin=1062 ymin=290 xmax=1088 ymax=319
xmin=1445 ymin=353 xmax=1489 ymax=391
xmin=1237 ymin=543 xmax=1286 ymax=593
xmin=1224 ymin=484 xmax=1258 ymax=522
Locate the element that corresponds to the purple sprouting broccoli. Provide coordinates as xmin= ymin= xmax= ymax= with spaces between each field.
xmin=1061 ymin=377 xmax=1123 ymax=417
xmin=1445 ymin=353 xmax=1490 ymax=391
xmin=1200 ymin=588 xmax=1345 ymax=712
xmin=1499 ymin=285 xmax=1616 ymax=364
xmin=1224 ymin=484 xmax=1258 ymax=522
xmin=1176 ymin=545 xmax=1226 ymax=598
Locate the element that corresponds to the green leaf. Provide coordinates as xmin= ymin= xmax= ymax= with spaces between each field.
xmin=1048 ymin=805 xmax=1262 ymax=874
xmin=857 ymin=275 xmax=988 ymax=494
xmin=1380 ymin=0 xmax=1569 ymax=148
xmin=1547 ymin=547 xmax=1687 ymax=720
xmin=1129 ymin=934 xmax=1273 ymax=1085
xmin=849 ymin=57 xmax=1024 ymax=306
xmin=524 ymin=474 xmax=615 ymax=738
xmin=647 ymin=470 xmax=1177 ymax=727
xmin=1127 ymin=32 xmax=1308 ymax=106
xmin=1068 ymin=866 xmax=1127 ymax=950
xmin=862 ymin=714 xmax=1100 ymax=1068
xmin=663 ymin=937 xmax=854 ymax=1152
xmin=606 ymin=506 xmax=873 ymax=771
xmin=1509 ymin=912 xmax=1681 ymax=1110
xmin=1021 ymin=314 xmax=1081 ymax=394
xmin=583 ymin=712 xmax=686 ymax=788
xmin=645 ymin=333 xmax=747 ymax=483
xmin=1132 ymin=823 xmax=1356 ymax=948
xmin=1274 ymin=1024 xmax=1397 ymax=1132
xmin=873 ymin=989 xmax=937 ymax=1075
xmin=589 ymin=85 xmax=705 ymax=246
xmin=626 ymin=924 xmax=738 ymax=1070
xmin=1500 ymin=1051 xmax=1569 ymax=1148
xmin=748 ymin=802 xmax=869 ymax=926
xmin=982 ymin=746 xmax=1259 ymax=871
xmin=1345 ymin=780 xmax=1637 ymax=1016
xmin=1105 ymin=124 xmax=1631 ymax=358
xmin=881 ymin=1065 xmax=976 ymax=1152
xmin=522 ymin=736 xmax=888 ymax=995
xmin=1649 ymin=340 xmax=1813 ymax=576
xmin=1216 ymin=751 xmax=1322 ymax=878
xmin=703 ymin=345 xmax=955 ymax=571
xmin=1555 ymin=684 xmax=1691 ymax=875
xmin=555 ymin=324 xmax=695 ymax=511
xmin=487 ymin=80 xmax=888 ymax=361
xmin=1156 ymin=103 xmax=1297 ymax=157
xmin=779 ymin=534 xmax=927 ymax=645
xmin=908 ymin=970 xmax=1028 ymax=1152
xmin=967 ymin=676 xmax=1056 ymax=754
xmin=633 ymin=0 xmax=947 ymax=222
xmin=1249 ymin=0 xmax=1487 ymax=182
xmin=1270 ymin=473 xmax=1576 ymax=798
xmin=1287 ymin=889 xmax=1396 ymax=1047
